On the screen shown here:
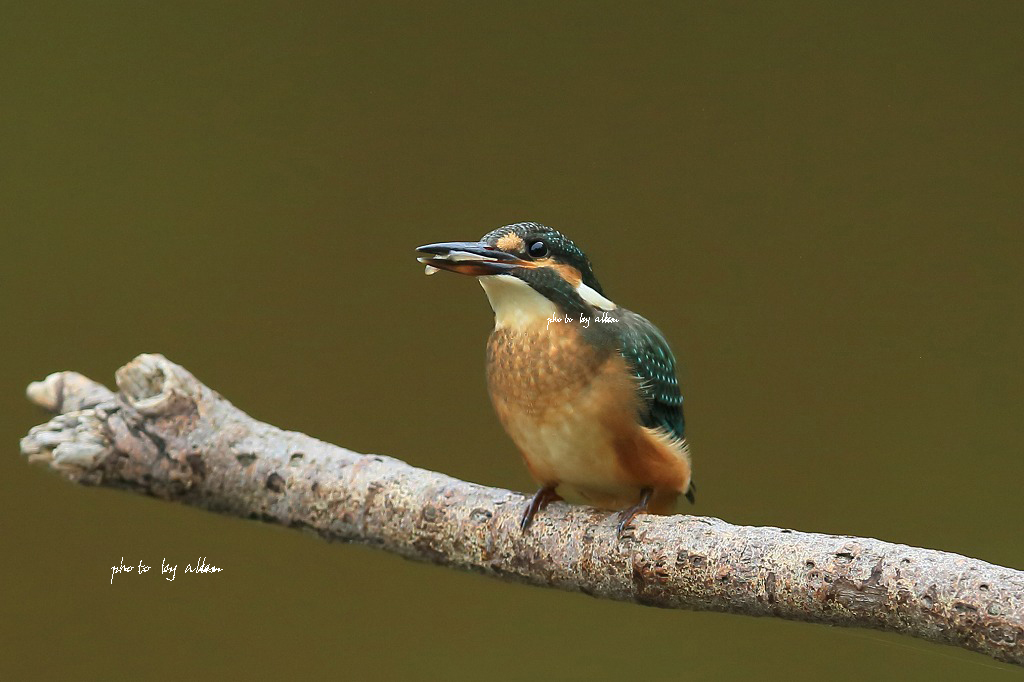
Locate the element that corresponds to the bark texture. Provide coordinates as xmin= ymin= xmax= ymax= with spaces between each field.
xmin=19 ymin=354 xmax=1024 ymax=666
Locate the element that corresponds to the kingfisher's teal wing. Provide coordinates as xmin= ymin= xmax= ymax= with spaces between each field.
xmin=616 ymin=310 xmax=694 ymax=502
xmin=616 ymin=310 xmax=685 ymax=442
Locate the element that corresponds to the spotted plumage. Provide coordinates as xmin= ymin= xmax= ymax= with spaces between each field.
xmin=619 ymin=312 xmax=690 ymax=445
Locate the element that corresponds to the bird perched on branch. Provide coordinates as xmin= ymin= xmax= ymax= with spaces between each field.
xmin=417 ymin=222 xmax=693 ymax=536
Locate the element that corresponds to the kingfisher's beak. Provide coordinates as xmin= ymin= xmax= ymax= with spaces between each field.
xmin=416 ymin=241 xmax=530 ymax=276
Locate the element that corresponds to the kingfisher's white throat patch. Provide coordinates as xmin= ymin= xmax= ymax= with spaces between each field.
xmin=478 ymin=275 xmax=558 ymax=329
xmin=478 ymin=274 xmax=618 ymax=329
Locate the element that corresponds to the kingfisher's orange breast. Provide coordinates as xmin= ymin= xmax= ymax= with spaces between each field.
xmin=486 ymin=321 xmax=691 ymax=511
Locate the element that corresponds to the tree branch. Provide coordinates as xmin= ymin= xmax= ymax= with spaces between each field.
xmin=19 ymin=354 xmax=1023 ymax=666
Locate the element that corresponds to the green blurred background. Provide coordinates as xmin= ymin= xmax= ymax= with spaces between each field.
xmin=2 ymin=2 xmax=1021 ymax=679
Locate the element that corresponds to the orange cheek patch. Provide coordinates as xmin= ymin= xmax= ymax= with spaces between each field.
xmin=550 ymin=264 xmax=583 ymax=287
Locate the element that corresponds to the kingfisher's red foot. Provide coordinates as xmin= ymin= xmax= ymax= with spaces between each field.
xmin=520 ymin=486 xmax=562 ymax=532
xmin=616 ymin=487 xmax=654 ymax=538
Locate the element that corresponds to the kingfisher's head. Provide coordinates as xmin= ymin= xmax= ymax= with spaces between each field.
xmin=417 ymin=222 xmax=617 ymax=328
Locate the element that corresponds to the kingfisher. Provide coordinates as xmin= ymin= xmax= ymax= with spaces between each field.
xmin=416 ymin=222 xmax=693 ymax=536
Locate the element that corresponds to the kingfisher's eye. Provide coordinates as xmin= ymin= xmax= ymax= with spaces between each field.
xmin=527 ymin=240 xmax=549 ymax=258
